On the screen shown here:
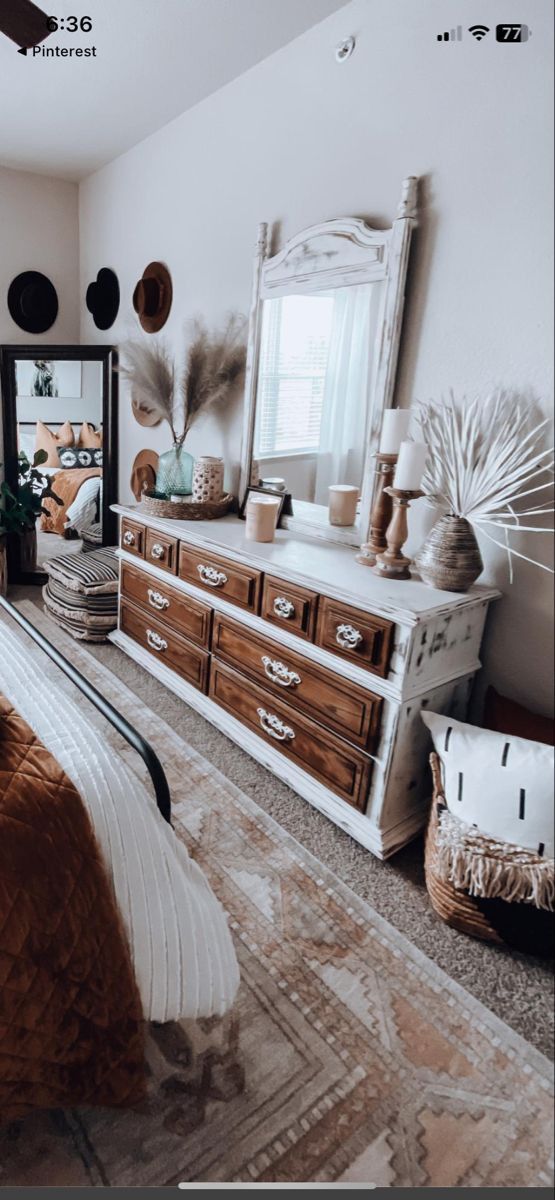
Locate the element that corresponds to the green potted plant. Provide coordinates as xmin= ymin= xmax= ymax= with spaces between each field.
xmin=0 ymin=450 xmax=62 ymax=586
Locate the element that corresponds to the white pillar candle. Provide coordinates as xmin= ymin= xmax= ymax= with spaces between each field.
xmin=393 ymin=441 xmax=427 ymax=490
xmin=245 ymin=493 xmax=281 ymax=542
xmin=379 ymin=409 xmax=411 ymax=454
xmin=328 ymin=484 xmax=359 ymax=526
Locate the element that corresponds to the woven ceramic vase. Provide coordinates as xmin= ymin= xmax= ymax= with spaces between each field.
xmin=415 ymin=515 xmax=483 ymax=592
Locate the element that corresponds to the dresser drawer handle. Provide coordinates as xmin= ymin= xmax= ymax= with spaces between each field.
xmin=123 ymin=529 xmax=135 ymax=547
xmin=146 ymin=628 xmax=168 ymax=653
xmin=261 ymin=655 xmax=301 ymax=688
xmin=273 ymin=596 xmax=295 ymax=619
xmin=197 ymin=564 xmax=227 ymax=588
xmin=256 ymin=707 xmax=295 ymax=742
xmin=147 ymin=588 xmax=170 ymax=612
xmin=150 ymin=542 xmax=165 ymax=560
xmin=336 ymin=622 xmax=363 ymax=651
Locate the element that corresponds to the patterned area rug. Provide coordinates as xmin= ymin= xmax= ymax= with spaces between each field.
xmin=0 ymin=604 xmax=553 ymax=1188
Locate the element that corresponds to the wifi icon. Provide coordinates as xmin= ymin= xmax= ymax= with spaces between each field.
xmin=468 ymin=24 xmax=490 ymax=40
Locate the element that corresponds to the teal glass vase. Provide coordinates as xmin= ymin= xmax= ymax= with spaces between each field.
xmin=156 ymin=444 xmax=194 ymax=498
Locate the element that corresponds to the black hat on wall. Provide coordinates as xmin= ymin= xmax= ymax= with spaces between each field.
xmin=7 ymin=271 xmax=58 ymax=334
xmin=86 ymin=267 xmax=120 ymax=330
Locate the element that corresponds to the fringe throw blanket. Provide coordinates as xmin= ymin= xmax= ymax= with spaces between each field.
xmin=0 ymin=693 xmax=145 ymax=1123
xmin=436 ymin=807 xmax=554 ymax=912
xmin=40 ymin=467 xmax=102 ymax=535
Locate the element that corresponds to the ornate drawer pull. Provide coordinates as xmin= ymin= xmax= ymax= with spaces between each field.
xmin=123 ymin=529 xmax=135 ymax=547
xmin=146 ymin=628 xmax=168 ymax=653
xmin=147 ymin=588 xmax=170 ymax=612
xmin=256 ymin=707 xmax=295 ymax=742
xmin=261 ymin=655 xmax=301 ymax=688
xmin=150 ymin=542 xmax=165 ymax=560
xmin=197 ymin=563 xmax=228 ymax=588
xmin=273 ymin=596 xmax=295 ymax=620
xmin=336 ymin=622 xmax=363 ymax=651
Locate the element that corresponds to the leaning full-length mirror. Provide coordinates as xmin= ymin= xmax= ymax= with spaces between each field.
xmin=240 ymin=177 xmax=418 ymax=545
xmin=0 ymin=344 xmax=118 ymax=581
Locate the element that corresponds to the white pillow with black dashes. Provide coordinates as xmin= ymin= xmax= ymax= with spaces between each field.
xmin=422 ymin=711 xmax=554 ymax=858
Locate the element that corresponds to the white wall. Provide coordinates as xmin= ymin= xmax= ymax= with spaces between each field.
xmin=0 ymin=166 xmax=80 ymax=464
xmin=79 ymin=0 xmax=554 ymax=715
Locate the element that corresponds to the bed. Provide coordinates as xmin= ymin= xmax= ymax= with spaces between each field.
xmin=0 ymin=596 xmax=239 ymax=1121
xmin=18 ymin=425 xmax=103 ymax=539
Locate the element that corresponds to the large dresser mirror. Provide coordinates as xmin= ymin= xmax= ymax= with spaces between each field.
xmin=239 ymin=177 xmax=418 ymax=545
xmin=1 ymin=344 xmax=118 ymax=582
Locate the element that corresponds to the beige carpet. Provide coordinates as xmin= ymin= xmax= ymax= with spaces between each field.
xmin=0 ymin=604 xmax=552 ymax=1188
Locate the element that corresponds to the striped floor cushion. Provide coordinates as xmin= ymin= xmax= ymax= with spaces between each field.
xmin=42 ymin=605 xmax=114 ymax=642
xmin=44 ymin=548 xmax=118 ymax=594
xmin=43 ymin=586 xmax=117 ymax=630
xmin=45 ymin=578 xmax=118 ymax=615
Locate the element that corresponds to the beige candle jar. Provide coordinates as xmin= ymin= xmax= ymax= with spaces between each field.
xmin=245 ymin=493 xmax=281 ymax=542
xmin=328 ymin=484 xmax=359 ymax=527
xmin=192 ymin=456 xmax=224 ymax=502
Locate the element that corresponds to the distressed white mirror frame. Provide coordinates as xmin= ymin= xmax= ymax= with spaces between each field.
xmin=239 ymin=176 xmax=418 ymax=546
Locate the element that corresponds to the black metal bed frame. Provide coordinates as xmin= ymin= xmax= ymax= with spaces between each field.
xmin=0 ymin=594 xmax=172 ymax=825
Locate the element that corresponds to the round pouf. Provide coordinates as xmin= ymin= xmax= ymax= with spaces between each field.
xmin=192 ymin=456 xmax=224 ymax=502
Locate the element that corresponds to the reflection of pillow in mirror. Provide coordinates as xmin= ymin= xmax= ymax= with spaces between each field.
xmin=78 ymin=421 xmax=102 ymax=448
xmin=57 ymin=446 xmax=98 ymax=470
xmin=35 ymin=419 xmax=74 ymax=467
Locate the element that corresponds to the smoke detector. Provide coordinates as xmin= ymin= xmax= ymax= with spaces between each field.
xmin=335 ymin=36 xmax=355 ymax=63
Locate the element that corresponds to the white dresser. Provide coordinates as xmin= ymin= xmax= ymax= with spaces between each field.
xmin=111 ymin=505 xmax=499 ymax=858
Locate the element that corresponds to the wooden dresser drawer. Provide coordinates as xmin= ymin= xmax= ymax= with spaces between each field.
xmin=261 ymin=575 xmax=318 ymax=641
xmin=121 ymin=563 xmax=212 ymax=647
xmin=120 ymin=518 xmax=145 ymax=558
xmin=145 ymin=528 xmax=179 ymax=574
xmin=210 ymin=659 xmax=371 ymax=810
xmin=316 ymin=597 xmax=393 ymax=678
xmin=120 ymin=599 xmax=209 ymax=691
xmin=179 ymin=544 xmax=261 ymax=612
xmin=213 ymin=614 xmax=382 ymax=751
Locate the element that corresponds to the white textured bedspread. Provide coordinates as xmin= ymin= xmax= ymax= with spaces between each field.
xmin=0 ymin=623 xmax=239 ymax=1022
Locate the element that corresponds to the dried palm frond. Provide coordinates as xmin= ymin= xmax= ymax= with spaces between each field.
xmin=416 ymin=391 xmax=554 ymax=580
xmin=119 ymin=339 xmax=179 ymax=441
xmin=181 ymin=314 xmax=247 ymax=435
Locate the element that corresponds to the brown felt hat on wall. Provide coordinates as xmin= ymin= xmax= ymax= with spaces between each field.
xmin=132 ymin=261 xmax=173 ymax=333
xmin=130 ymin=449 xmax=159 ymax=500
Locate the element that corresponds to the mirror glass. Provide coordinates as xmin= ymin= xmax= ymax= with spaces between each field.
xmin=15 ymin=357 xmax=103 ymax=571
xmin=253 ymin=282 xmax=384 ymax=521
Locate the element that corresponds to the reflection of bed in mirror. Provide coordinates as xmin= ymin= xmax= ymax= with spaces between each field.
xmin=17 ymin=358 xmax=104 ymax=564
xmin=1 ymin=345 xmax=118 ymax=581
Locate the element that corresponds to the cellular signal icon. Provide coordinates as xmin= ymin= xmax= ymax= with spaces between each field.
xmin=437 ymin=25 xmax=462 ymax=41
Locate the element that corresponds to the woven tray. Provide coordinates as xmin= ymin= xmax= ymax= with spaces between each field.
xmin=139 ymin=490 xmax=233 ymax=520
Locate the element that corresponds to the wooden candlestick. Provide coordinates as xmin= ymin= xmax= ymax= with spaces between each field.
xmin=356 ymin=453 xmax=398 ymax=567
xmin=374 ymin=488 xmax=424 ymax=580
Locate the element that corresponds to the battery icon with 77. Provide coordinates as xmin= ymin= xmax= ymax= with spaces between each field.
xmin=496 ymin=24 xmax=532 ymax=41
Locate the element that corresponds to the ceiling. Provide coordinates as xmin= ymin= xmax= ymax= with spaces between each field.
xmin=0 ymin=0 xmax=348 ymax=181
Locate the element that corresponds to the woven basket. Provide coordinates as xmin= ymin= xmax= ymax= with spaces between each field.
xmin=425 ymin=754 xmax=504 ymax=943
xmin=139 ymin=490 xmax=233 ymax=521
xmin=425 ymin=754 xmax=554 ymax=954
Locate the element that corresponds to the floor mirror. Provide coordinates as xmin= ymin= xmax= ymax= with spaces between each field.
xmin=0 ymin=344 xmax=118 ymax=583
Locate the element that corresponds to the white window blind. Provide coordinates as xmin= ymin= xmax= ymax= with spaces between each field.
xmin=256 ymin=294 xmax=335 ymax=456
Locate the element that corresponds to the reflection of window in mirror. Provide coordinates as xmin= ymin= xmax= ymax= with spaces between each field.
xmin=254 ymin=284 xmax=378 ymax=508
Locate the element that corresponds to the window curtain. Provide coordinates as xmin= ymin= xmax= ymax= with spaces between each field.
xmin=312 ymin=285 xmax=377 ymax=506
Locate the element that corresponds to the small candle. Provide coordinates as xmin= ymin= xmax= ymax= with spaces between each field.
xmin=328 ymin=484 xmax=359 ymax=526
xmin=379 ymin=410 xmax=411 ymax=454
xmin=393 ymin=441 xmax=427 ymax=490
xmin=245 ymin=493 xmax=281 ymax=542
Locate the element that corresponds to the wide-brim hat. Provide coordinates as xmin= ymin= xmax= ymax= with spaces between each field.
xmin=130 ymin=449 xmax=159 ymax=501
xmin=8 ymin=271 xmax=58 ymax=334
xmin=86 ymin=267 xmax=120 ymax=330
xmin=132 ymin=261 xmax=172 ymax=333
xmin=131 ymin=391 xmax=163 ymax=428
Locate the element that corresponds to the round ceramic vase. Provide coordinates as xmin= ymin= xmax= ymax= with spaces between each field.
xmin=414 ymin=515 xmax=483 ymax=592
xmin=192 ymin=456 xmax=224 ymax=502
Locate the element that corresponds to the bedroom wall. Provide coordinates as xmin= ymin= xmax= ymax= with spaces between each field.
xmin=0 ymin=165 xmax=80 ymax=464
xmin=78 ymin=0 xmax=554 ymax=714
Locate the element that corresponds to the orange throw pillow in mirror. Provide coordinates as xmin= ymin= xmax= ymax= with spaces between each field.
xmin=35 ymin=419 xmax=74 ymax=467
xmin=78 ymin=421 xmax=102 ymax=448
